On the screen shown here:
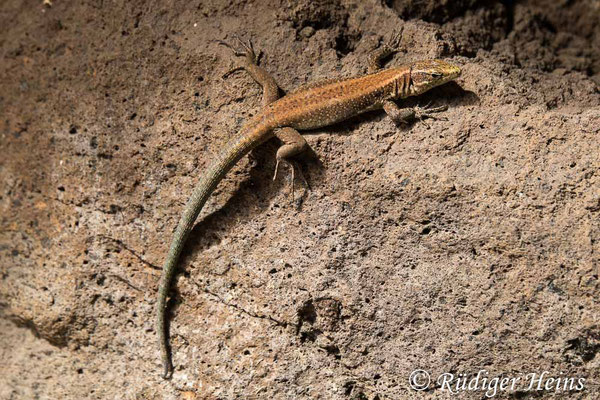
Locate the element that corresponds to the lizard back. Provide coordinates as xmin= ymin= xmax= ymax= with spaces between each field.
xmin=267 ymin=66 xmax=410 ymax=130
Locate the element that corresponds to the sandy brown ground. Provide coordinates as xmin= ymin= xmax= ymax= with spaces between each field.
xmin=1 ymin=0 xmax=599 ymax=399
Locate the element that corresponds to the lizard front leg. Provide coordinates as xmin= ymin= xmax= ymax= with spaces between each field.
xmin=367 ymin=28 xmax=403 ymax=73
xmin=219 ymin=36 xmax=280 ymax=106
xmin=383 ymin=100 xmax=448 ymax=126
xmin=273 ymin=127 xmax=310 ymax=200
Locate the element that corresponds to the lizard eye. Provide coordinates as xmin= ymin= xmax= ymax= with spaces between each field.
xmin=431 ymin=72 xmax=443 ymax=78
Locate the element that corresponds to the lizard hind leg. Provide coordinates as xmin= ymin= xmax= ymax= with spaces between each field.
xmin=273 ymin=127 xmax=310 ymax=201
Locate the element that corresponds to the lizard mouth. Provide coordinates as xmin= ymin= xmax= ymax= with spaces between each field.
xmin=444 ymin=64 xmax=462 ymax=82
xmin=451 ymin=65 xmax=462 ymax=79
xmin=452 ymin=65 xmax=462 ymax=78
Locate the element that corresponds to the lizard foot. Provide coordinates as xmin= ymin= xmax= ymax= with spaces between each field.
xmin=273 ymin=159 xmax=310 ymax=202
xmin=217 ymin=35 xmax=262 ymax=78
xmin=383 ymin=100 xmax=448 ymax=127
xmin=384 ymin=27 xmax=404 ymax=53
xmin=415 ymin=102 xmax=448 ymax=117
xmin=414 ymin=103 xmax=448 ymax=127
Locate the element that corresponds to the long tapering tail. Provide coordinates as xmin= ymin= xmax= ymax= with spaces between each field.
xmin=156 ymin=121 xmax=271 ymax=378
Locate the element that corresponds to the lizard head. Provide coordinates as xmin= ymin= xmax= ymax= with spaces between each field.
xmin=406 ymin=59 xmax=461 ymax=96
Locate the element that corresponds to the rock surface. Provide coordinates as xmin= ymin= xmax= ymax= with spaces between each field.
xmin=1 ymin=0 xmax=599 ymax=399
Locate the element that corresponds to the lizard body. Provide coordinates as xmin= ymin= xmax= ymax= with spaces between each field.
xmin=156 ymin=36 xmax=461 ymax=378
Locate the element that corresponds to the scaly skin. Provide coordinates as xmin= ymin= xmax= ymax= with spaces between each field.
xmin=156 ymin=39 xmax=461 ymax=378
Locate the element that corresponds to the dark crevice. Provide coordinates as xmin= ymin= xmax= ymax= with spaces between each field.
xmin=298 ymin=300 xmax=317 ymax=324
xmin=4 ymin=314 xmax=69 ymax=349
xmin=334 ymin=30 xmax=361 ymax=57
xmin=96 ymin=234 xmax=161 ymax=270
xmin=385 ymin=0 xmax=498 ymax=24
xmin=501 ymin=0 xmax=516 ymax=36
xmin=199 ymin=285 xmax=289 ymax=328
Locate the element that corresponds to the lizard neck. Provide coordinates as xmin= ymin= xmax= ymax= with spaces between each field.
xmin=369 ymin=66 xmax=412 ymax=101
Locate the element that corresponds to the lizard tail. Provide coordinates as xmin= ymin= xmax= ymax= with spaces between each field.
xmin=156 ymin=120 xmax=272 ymax=379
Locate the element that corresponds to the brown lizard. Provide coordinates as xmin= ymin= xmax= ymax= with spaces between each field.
xmin=156 ymin=32 xmax=461 ymax=378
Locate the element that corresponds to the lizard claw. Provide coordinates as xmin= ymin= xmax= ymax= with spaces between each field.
xmin=273 ymin=159 xmax=281 ymax=181
xmin=217 ymin=35 xmax=261 ymax=64
xmin=272 ymin=158 xmax=294 ymax=200
xmin=414 ymin=103 xmax=449 ymax=122
xmin=273 ymin=159 xmax=310 ymax=203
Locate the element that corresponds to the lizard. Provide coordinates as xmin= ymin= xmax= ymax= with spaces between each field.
xmin=156 ymin=32 xmax=461 ymax=379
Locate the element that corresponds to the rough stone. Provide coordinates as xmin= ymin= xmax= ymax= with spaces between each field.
xmin=1 ymin=0 xmax=599 ymax=398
